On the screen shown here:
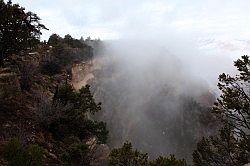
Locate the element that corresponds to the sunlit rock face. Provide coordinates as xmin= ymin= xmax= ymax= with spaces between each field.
xmin=71 ymin=61 xmax=94 ymax=90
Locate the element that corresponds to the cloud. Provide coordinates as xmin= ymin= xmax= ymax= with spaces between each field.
xmin=10 ymin=0 xmax=250 ymax=58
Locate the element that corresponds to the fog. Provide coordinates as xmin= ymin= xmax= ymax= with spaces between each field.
xmin=70 ymin=1 xmax=250 ymax=162
xmin=89 ymin=35 xmax=235 ymax=161
xmin=13 ymin=0 xmax=249 ymax=161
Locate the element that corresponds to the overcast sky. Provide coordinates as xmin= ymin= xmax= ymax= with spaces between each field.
xmin=11 ymin=0 xmax=250 ymax=59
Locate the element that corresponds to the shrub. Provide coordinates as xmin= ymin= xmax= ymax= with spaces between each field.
xmin=27 ymin=145 xmax=44 ymax=166
xmin=108 ymin=142 xmax=188 ymax=166
xmin=19 ymin=62 xmax=38 ymax=91
xmin=61 ymin=141 xmax=89 ymax=166
xmin=85 ymin=120 xmax=109 ymax=144
xmin=108 ymin=141 xmax=149 ymax=166
xmin=49 ymin=84 xmax=108 ymax=142
xmin=35 ymin=83 xmax=108 ymax=144
xmin=35 ymin=90 xmax=70 ymax=130
xmin=149 ymin=155 xmax=187 ymax=166
xmin=3 ymin=138 xmax=29 ymax=166
xmin=40 ymin=60 xmax=61 ymax=76
xmin=3 ymin=138 xmax=44 ymax=166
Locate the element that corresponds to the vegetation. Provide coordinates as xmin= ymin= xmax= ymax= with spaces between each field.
xmin=193 ymin=126 xmax=249 ymax=166
xmin=108 ymin=141 xmax=187 ymax=166
xmin=0 ymin=1 xmax=106 ymax=165
xmin=40 ymin=33 xmax=93 ymax=76
xmin=19 ymin=62 xmax=38 ymax=90
xmin=0 ymin=0 xmax=48 ymax=64
xmin=61 ymin=136 xmax=90 ymax=166
xmin=3 ymin=138 xmax=44 ymax=166
xmin=36 ymin=82 xmax=108 ymax=144
xmin=0 ymin=0 xmax=250 ymax=165
xmin=149 ymin=155 xmax=188 ymax=166
xmin=40 ymin=60 xmax=61 ymax=76
xmin=193 ymin=55 xmax=250 ymax=166
xmin=213 ymin=55 xmax=250 ymax=139
xmin=48 ymin=34 xmax=85 ymax=48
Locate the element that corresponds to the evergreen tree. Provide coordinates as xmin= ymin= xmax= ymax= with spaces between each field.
xmin=193 ymin=56 xmax=250 ymax=165
xmin=108 ymin=142 xmax=187 ymax=166
xmin=50 ymin=83 xmax=108 ymax=143
xmin=213 ymin=55 xmax=250 ymax=139
xmin=0 ymin=0 xmax=48 ymax=64
xmin=149 ymin=155 xmax=187 ymax=166
xmin=108 ymin=142 xmax=149 ymax=166
xmin=193 ymin=126 xmax=249 ymax=166
xmin=47 ymin=33 xmax=62 ymax=46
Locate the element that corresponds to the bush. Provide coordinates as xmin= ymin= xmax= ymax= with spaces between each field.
xmin=3 ymin=138 xmax=44 ymax=166
xmin=61 ymin=140 xmax=89 ymax=166
xmin=85 ymin=120 xmax=109 ymax=144
xmin=40 ymin=60 xmax=62 ymax=75
xmin=108 ymin=141 xmax=149 ymax=166
xmin=35 ymin=90 xmax=69 ymax=129
xmin=19 ymin=62 xmax=38 ymax=91
xmin=149 ymin=155 xmax=187 ymax=166
xmin=3 ymin=138 xmax=29 ymax=166
xmin=192 ymin=126 xmax=249 ymax=166
xmin=35 ymin=83 xmax=108 ymax=143
xmin=108 ymin=142 xmax=188 ymax=166
xmin=27 ymin=145 xmax=44 ymax=166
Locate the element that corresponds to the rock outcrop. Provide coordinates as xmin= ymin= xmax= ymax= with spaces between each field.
xmin=71 ymin=61 xmax=94 ymax=89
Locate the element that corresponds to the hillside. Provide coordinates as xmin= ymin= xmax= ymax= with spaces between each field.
xmin=1 ymin=1 xmax=249 ymax=165
xmin=0 ymin=30 xmax=109 ymax=165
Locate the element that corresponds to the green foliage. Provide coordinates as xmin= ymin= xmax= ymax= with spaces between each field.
xmin=48 ymin=83 xmax=108 ymax=143
xmin=149 ymin=155 xmax=187 ymax=166
xmin=47 ymin=34 xmax=93 ymax=69
xmin=193 ymin=126 xmax=249 ymax=166
xmin=213 ymin=55 xmax=250 ymax=139
xmin=0 ymin=0 xmax=47 ymax=63
xmin=193 ymin=55 xmax=250 ymax=165
xmin=86 ymin=120 xmax=109 ymax=144
xmin=27 ymin=144 xmax=44 ymax=166
xmin=3 ymin=138 xmax=44 ymax=166
xmin=54 ymin=83 xmax=76 ymax=105
xmin=108 ymin=141 xmax=149 ymax=166
xmin=40 ymin=60 xmax=61 ymax=76
xmin=47 ymin=34 xmax=62 ymax=46
xmin=108 ymin=142 xmax=187 ymax=166
xmin=54 ymin=84 xmax=101 ymax=115
xmin=3 ymin=138 xmax=28 ymax=166
xmin=74 ymin=84 xmax=102 ymax=114
xmin=48 ymin=33 xmax=86 ymax=49
xmin=61 ymin=141 xmax=89 ymax=166
xmin=63 ymin=34 xmax=85 ymax=48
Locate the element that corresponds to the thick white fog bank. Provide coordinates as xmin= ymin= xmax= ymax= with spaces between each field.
xmin=103 ymin=37 xmax=235 ymax=92
xmin=90 ymin=37 xmax=235 ymax=161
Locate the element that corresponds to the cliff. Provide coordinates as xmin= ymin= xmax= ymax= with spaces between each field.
xmin=0 ymin=42 xmax=109 ymax=165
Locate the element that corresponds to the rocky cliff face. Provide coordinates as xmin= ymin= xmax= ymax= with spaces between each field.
xmin=70 ymin=58 xmax=111 ymax=166
xmin=71 ymin=61 xmax=94 ymax=90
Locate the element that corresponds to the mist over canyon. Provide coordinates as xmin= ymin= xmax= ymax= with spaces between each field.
xmin=78 ymin=38 xmax=232 ymax=161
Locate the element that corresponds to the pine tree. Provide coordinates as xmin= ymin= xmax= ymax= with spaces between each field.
xmin=193 ymin=56 xmax=250 ymax=165
xmin=0 ymin=0 xmax=48 ymax=64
